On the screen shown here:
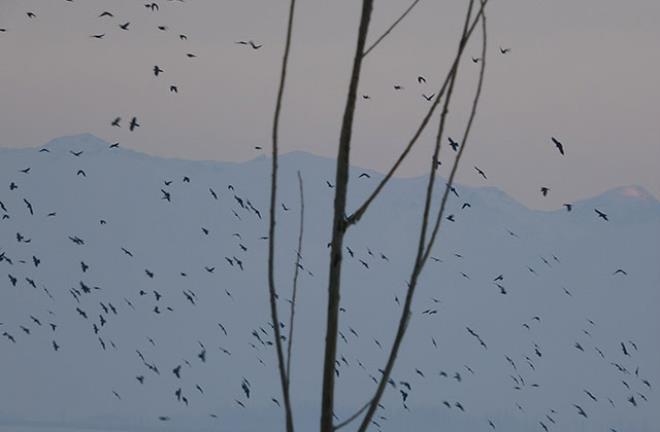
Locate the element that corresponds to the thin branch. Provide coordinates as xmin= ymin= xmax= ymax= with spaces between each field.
xmin=356 ymin=3 xmax=489 ymax=431
xmin=362 ymin=0 xmax=422 ymax=58
xmin=333 ymin=397 xmax=374 ymax=431
xmin=267 ymin=0 xmax=297 ymax=431
xmin=320 ymin=2 xmax=375 ymax=432
xmin=423 ymin=0 xmax=488 ymax=264
xmin=286 ymin=171 xmax=305 ymax=382
xmin=346 ymin=0 xmax=490 ymax=228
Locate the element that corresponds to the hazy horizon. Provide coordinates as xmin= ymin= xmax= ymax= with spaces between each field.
xmin=1 ymin=0 xmax=659 ymax=209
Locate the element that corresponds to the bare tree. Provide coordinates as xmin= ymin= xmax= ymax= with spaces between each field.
xmin=267 ymin=1 xmax=490 ymax=431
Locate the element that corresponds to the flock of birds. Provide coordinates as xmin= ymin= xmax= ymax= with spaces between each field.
xmin=0 ymin=2 xmax=655 ymax=432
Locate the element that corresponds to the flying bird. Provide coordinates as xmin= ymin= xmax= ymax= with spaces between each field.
xmin=595 ymin=208 xmax=608 ymax=221
xmin=551 ymin=137 xmax=565 ymax=155
xmin=474 ymin=166 xmax=487 ymax=179
xmin=448 ymin=137 xmax=459 ymax=152
xmin=23 ymin=198 xmax=33 ymax=215
xmin=129 ymin=117 xmax=140 ymax=131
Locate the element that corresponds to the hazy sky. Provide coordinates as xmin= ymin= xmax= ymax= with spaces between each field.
xmin=1 ymin=0 xmax=659 ymax=208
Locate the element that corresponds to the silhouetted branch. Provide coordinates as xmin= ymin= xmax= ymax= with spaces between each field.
xmin=333 ymin=397 xmax=374 ymax=431
xmin=268 ymin=0 xmax=298 ymax=431
xmin=286 ymin=171 xmax=305 ymax=382
xmin=346 ymin=0 xmax=490 ymax=228
xmin=355 ymin=2 xmax=489 ymax=431
xmin=320 ymin=2 xmax=375 ymax=432
xmin=423 ymin=1 xmax=487 ymax=263
xmin=362 ymin=0 xmax=422 ymax=58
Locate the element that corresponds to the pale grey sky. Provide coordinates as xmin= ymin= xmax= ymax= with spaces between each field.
xmin=1 ymin=0 xmax=659 ymax=209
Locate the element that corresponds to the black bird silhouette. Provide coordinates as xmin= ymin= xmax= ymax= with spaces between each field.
xmin=613 ymin=269 xmax=627 ymax=276
xmin=499 ymin=47 xmax=511 ymax=54
xmin=161 ymin=189 xmax=171 ymax=202
xmin=573 ymin=404 xmax=587 ymax=418
xmin=621 ymin=342 xmax=630 ymax=356
xmin=173 ymin=365 xmax=182 ymax=378
xmin=153 ymin=65 xmax=164 ymax=76
xmin=249 ymin=41 xmax=263 ymax=49
xmin=359 ymin=172 xmax=371 ymax=178
xmin=121 ymin=247 xmax=133 ymax=257
xmin=179 ymin=34 xmax=187 ymax=40
xmin=109 ymin=142 xmax=119 ymax=148
xmin=241 ymin=378 xmax=251 ymax=398
xmin=70 ymin=150 xmax=83 ymax=157
xmin=422 ymin=93 xmax=435 ymax=101
xmin=541 ymin=187 xmax=550 ymax=197
xmin=129 ymin=117 xmax=140 ymax=131
xmin=417 ymin=75 xmax=426 ymax=84
xmin=52 ymin=340 xmax=60 ymax=351
xmin=77 ymin=170 xmax=86 ymax=177
xmin=474 ymin=166 xmax=487 ymax=179
xmin=98 ymin=11 xmax=114 ymax=18
xmin=157 ymin=25 xmax=168 ymax=31
xmin=595 ymin=208 xmax=608 ymax=221
xmin=551 ymin=137 xmax=565 ymax=155
xmin=20 ymin=167 xmax=30 ymax=174
xmin=23 ymin=198 xmax=33 ymax=215
xmin=145 ymin=2 xmax=159 ymax=11
xmin=119 ymin=22 xmax=130 ymax=30
xmin=27 ymin=12 xmax=36 ymax=19
xmin=472 ymin=57 xmax=481 ymax=63
xmin=10 ymin=182 xmax=18 ymax=190
xmin=111 ymin=117 xmax=121 ymax=127
xmin=563 ymin=203 xmax=573 ymax=212
xmin=169 ymin=85 xmax=178 ymax=93
xmin=90 ymin=33 xmax=105 ymax=39
xmin=448 ymin=137 xmax=459 ymax=151
xmin=75 ymin=307 xmax=88 ymax=319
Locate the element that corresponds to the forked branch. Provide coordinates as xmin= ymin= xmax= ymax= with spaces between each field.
xmin=346 ymin=0 xmax=490 ymax=228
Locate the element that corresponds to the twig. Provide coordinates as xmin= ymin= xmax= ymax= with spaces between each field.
xmin=286 ymin=171 xmax=305 ymax=382
xmin=422 ymin=0 xmax=487 ymax=264
xmin=362 ymin=0 xmax=422 ymax=58
xmin=268 ymin=0 xmax=298 ymax=431
xmin=333 ymin=397 xmax=374 ymax=431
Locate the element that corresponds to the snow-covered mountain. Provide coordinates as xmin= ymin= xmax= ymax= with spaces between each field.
xmin=1 ymin=134 xmax=658 ymax=432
